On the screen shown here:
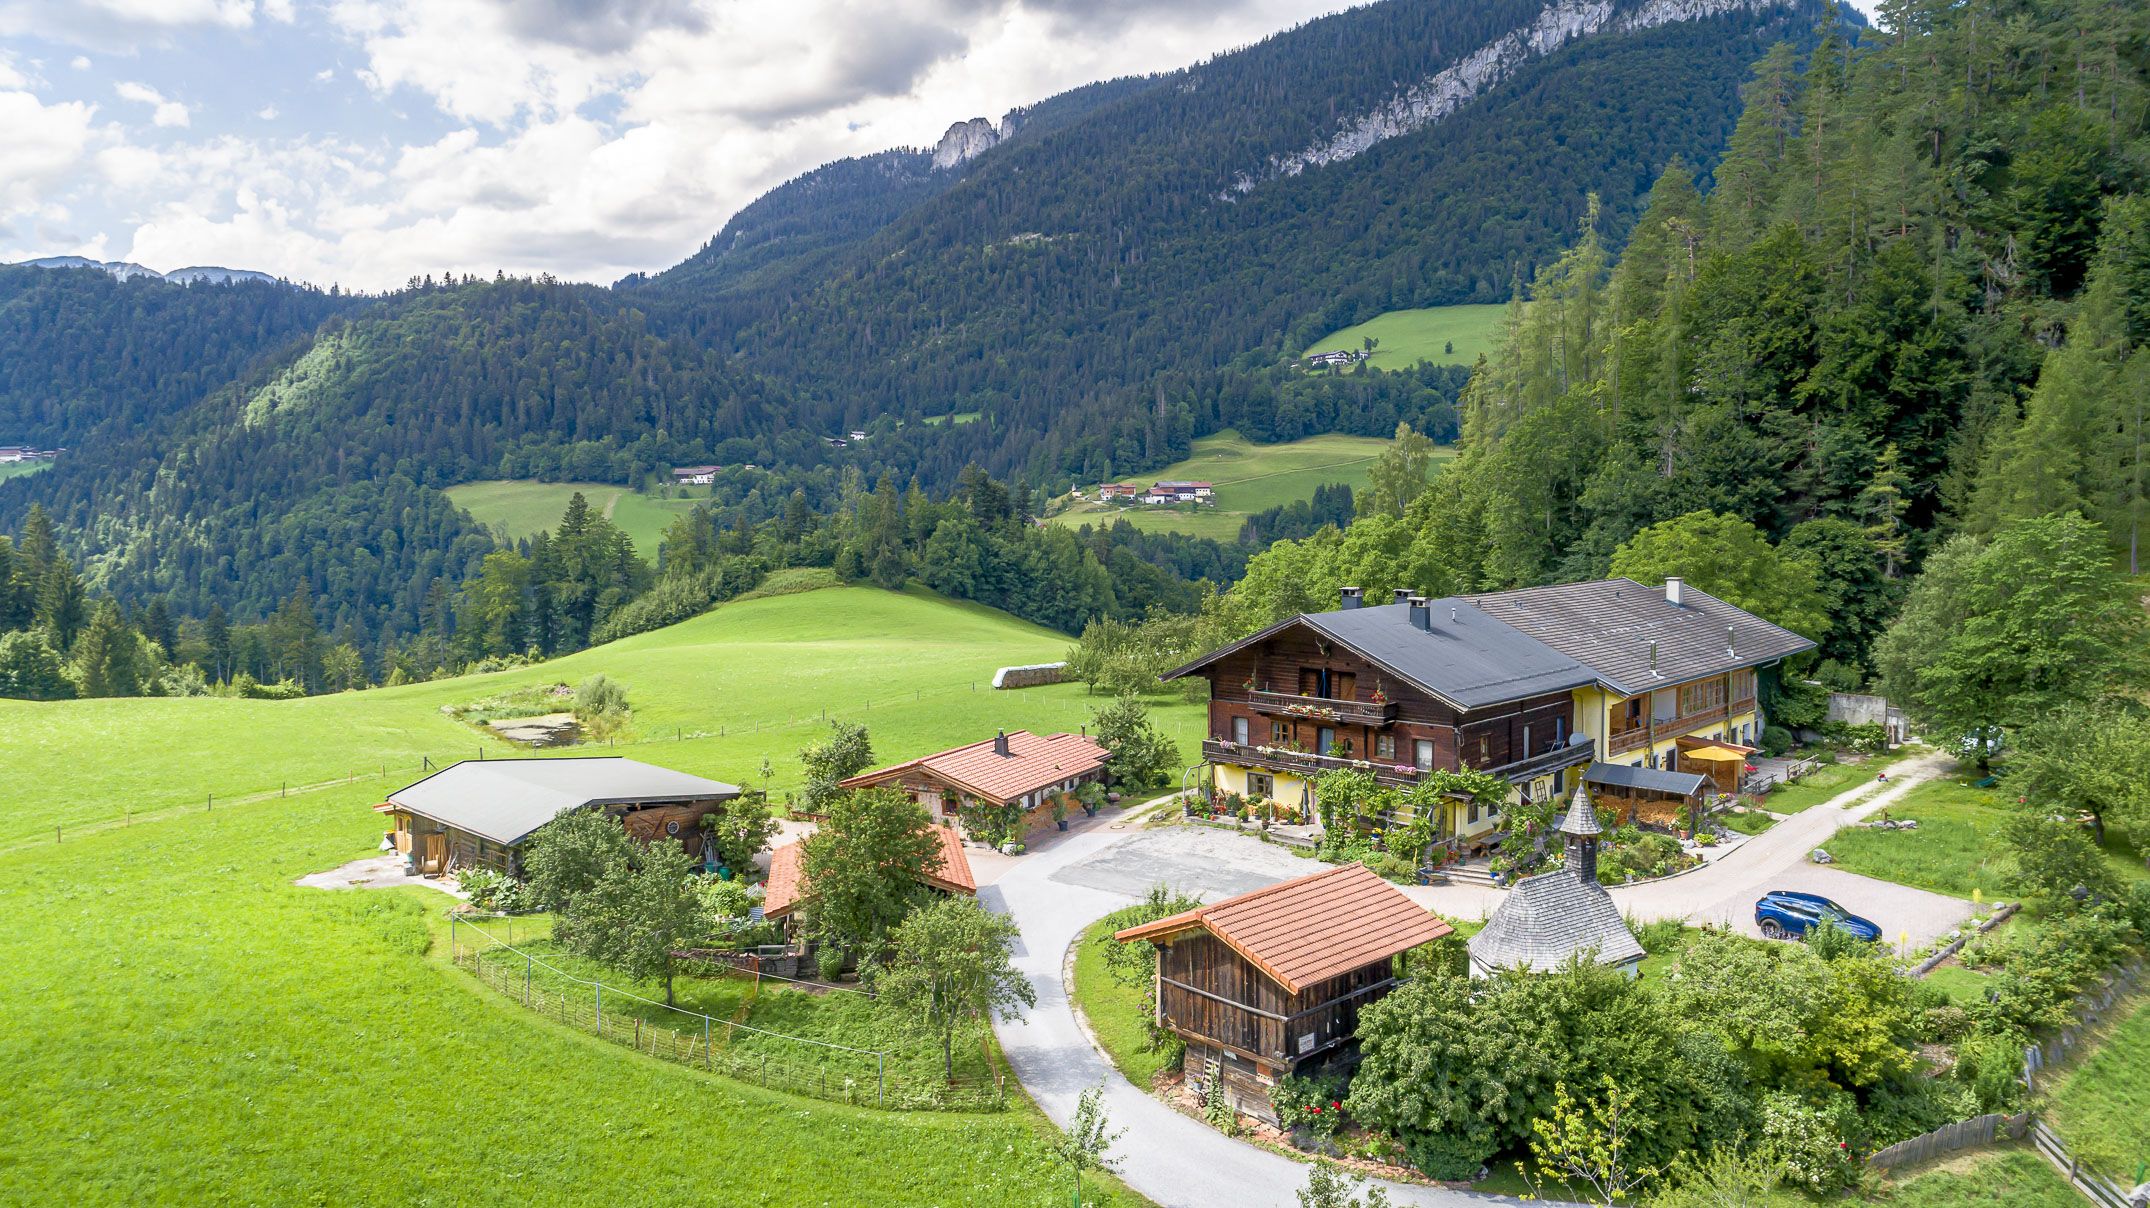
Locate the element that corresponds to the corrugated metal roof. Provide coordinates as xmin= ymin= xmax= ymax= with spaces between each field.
xmin=1465 ymin=578 xmax=1815 ymax=695
xmin=385 ymin=757 xmax=740 ymax=846
xmin=1581 ymin=761 xmax=1708 ymax=797
xmin=1467 ymin=867 xmax=1645 ymax=973
xmin=1116 ymin=863 xmax=1451 ymax=994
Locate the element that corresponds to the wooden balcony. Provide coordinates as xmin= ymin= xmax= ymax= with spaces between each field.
xmin=1606 ymin=696 xmax=1758 ymax=754
xmin=1483 ymin=738 xmax=1596 ymax=783
xmin=1242 ymin=689 xmax=1398 ymax=727
xmin=1202 ymin=739 xmax=1426 ymax=787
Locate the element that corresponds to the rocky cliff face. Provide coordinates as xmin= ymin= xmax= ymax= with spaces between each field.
xmin=1235 ymin=0 xmax=1790 ymax=192
xmin=931 ymin=110 xmax=1028 ymax=170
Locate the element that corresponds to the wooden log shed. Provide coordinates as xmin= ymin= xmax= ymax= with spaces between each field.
xmin=1115 ymin=863 xmax=1450 ymax=1128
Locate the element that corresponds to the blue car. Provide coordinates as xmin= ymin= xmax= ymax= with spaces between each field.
xmin=1755 ymin=890 xmax=1882 ymax=943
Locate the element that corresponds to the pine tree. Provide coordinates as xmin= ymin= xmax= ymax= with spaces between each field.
xmin=74 ymin=600 xmax=142 ymax=697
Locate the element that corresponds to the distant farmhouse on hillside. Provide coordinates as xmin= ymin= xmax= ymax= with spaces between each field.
xmin=0 ymin=445 xmax=59 ymax=463
xmin=1302 ymin=349 xmax=1365 ymax=369
xmin=1097 ymin=479 xmax=1215 ymax=508
xmin=670 ymin=464 xmax=720 ymax=485
xmin=377 ymin=756 xmax=741 ymax=876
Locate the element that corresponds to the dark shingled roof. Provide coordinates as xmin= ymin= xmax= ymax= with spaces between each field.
xmin=1468 ymin=866 xmax=1645 ymax=974
xmin=1464 ymin=578 xmax=1815 ymax=695
xmin=1163 ymin=599 xmax=1595 ymax=710
xmin=1583 ymin=761 xmax=1710 ymax=797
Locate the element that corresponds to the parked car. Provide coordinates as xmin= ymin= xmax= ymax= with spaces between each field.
xmin=1754 ymin=890 xmax=1881 ymax=942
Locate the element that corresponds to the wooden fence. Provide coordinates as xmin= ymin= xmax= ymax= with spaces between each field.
xmin=1867 ymin=1112 xmax=2029 ymax=1171
xmin=2028 ymin=1120 xmax=2142 ymax=1208
xmin=2023 ymin=962 xmax=2143 ymax=1085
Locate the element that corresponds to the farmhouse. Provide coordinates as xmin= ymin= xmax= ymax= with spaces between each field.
xmin=1303 ymin=350 xmax=1361 ymax=368
xmin=1165 ymin=577 xmax=1812 ymax=852
xmin=1115 ymin=863 xmax=1450 ymax=1127
xmin=1151 ymin=480 xmax=1213 ymax=500
xmin=670 ymin=465 xmax=720 ymax=485
xmin=760 ymin=824 xmax=976 ymax=922
xmin=376 ymin=756 xmax=741 ymax=876
xmin=840 ymin=729 xmax=1108 ymax=830
xmin=0 ymin=446 xmax=25 ymax=462
xmin=1467 ymin=785 xmax=1644 ymax=978
xmin=1098 ymin=482 xmax=1144 ymax=501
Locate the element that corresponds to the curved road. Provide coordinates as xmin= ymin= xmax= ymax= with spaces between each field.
xmin=984 ymin=752 xmax=1956 ymax=1207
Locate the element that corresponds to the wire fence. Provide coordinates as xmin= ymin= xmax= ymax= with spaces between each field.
xmin=450 ymin=917 xmax=1006 ymax=1113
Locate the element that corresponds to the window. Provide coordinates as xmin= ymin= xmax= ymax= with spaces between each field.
xmin=1678 ymin=677 xmax=1728 ymax=717
xmin=1375 ymin=734 xmax=1396 ymax=761
xmin=1413 ymin=739 xmax=1435 ymax=771
xmin=1230 ymin=716 xmax=1249 ymax=745
xmin=1271 ymin=719 xmax=1290 ymax=745
xmin=1247 ymin=772 xmax=1274 ymax=799
xmin=1731 ymin=668 xmax=1757 ymax=702
xmin=1298 ymin=667 xmax=1321 ymax=697
xmin=1317 ymin=727 xmax=1335 ymax=756
xmin=1477 ymin=736 xmax=1490 ymax=765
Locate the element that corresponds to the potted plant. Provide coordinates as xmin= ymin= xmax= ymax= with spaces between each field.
xmin=1052 ymin=796 xmax=1070 ymax=831
xmin=1077 ymin=782 xmax=1104 ymax=818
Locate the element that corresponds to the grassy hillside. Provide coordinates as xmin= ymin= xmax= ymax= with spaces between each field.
xmin=0 ymin=584 xmax=1197 ymax=1202
xmin=0 ymin=459 xmax=51 ymax=482
xmin=445 ymin=480 xmax=704 ymax=558
xmin=1050 ymin=429 xmax=1437 ymax=542
xmin=1303 ymin=303 xmax=1509 ymax=369
xmin=0 ymin=584 xmax=1205 ymax=846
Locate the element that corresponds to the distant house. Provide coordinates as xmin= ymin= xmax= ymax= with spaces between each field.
xmin=848 ymin=430 xmax=869 ymax=442
xmin=1153 ymin=480 xmax=1213 ymax=500
xmin=1116 ymin=863 xmax=1450 ymax=1127
xmin=840 ymin=729 xmax=1108 ymax=831
xmin=1098 ymin=483 xmax=1143 ymax=502
xmin=1303 ymin=350 xmax=1361 ymax=369
xmin=1467 ymin=786 xmax=1644 ymax=978
xmin=0 ymin=446 xmax=28 ymax=462
xmin=375 ymin=756 xmax=741 ymax=876
xmin=670 ymin=465 xmax=720 ymax=485
xmin=761 ymin=824 xmax=976 ymax=923
xmin=825 ymin=437 xmax=848 ymax=448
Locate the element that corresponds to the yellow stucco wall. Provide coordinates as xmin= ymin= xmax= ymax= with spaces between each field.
xmin=1212 ymin=762 xmax=1317 ymax=821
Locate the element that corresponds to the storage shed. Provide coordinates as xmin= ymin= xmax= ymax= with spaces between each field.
xmin=1114 ymin=863 xmax=1450 ymax=1127
xmin=376 ymin=756 xmax=741 ymax=876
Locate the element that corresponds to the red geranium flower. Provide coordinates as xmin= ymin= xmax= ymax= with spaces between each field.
xmin=1330 ymin=1101 xmax=1342 ymax=1110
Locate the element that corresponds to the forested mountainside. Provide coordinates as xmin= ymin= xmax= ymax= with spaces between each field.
xmin=637 ymin=0 xmax=1837 ymax=484
xmin=0 ymin=0 xmax=1837 ymax=660
xmin=0 ymin=265 xmax=357 ymax=446
xmin=1100 ymin=0 xmax=2150 ymax=699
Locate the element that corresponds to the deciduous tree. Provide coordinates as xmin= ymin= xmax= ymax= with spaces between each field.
xmin=876 ymin=897 xmax=1035 ymax=1081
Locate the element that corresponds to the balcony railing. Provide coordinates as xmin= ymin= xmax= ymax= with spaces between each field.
xmin=1242 ymin=689 xmax=1398 ymax=727
xmin=1607 ymin=696 xmax=1758 ymax=754
xmin=1483 ymin=738 xmax=1596 ymax=783
xmin=1203 ymin=738 xmax=1428 ymax=786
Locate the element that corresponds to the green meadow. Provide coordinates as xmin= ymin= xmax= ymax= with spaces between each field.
xmin=2046 ymin=993 xmax=2150 ymax=1180
xmin=445 ymin=479 xmax=705 ymax=558
xmin=0 ymin=459 xmax=52 ymax=482
xmin=0 ymin=583 xmax=1201 ymax=1202
xmin=1051 ymin=429 xmax=1439 ymax=542
xmin=1302 ymin=303 xmax=1509 ymax=369
xmin=0 ymin=584 xmax=1204 ymax=846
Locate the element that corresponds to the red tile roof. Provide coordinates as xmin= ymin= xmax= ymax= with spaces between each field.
xmin=840 ymin=730 xmax=1107 ymax=807
xmin=1115 ymin=863 xmax=1451 ymax=994
xmin=761 ymin=824 xmax=975 ymax=920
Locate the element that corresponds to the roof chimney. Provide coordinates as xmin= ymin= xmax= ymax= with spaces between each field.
xmin=993 ymin=730 xmax=1010 ymax=757
xmin=1664 ymin=576 xmax=1684 ymax=607
xmin=1450 ymin=606 xmax=1460 ymax=624
xmin=1392 ymin=588 xmax=1412 ymax=605
xmin=1407 ymin=596 xmax=1431 ymax=631
xmin=1649 ymin=641 xmax=1660 ymax=676
xmin=1340 ymin=586 xmax=1364 ymax=610
xmin=1727 ymin=624 xmax=1737 ymax=656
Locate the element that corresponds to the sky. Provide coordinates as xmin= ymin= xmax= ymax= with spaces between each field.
xmin=0 ymin=0 xmax=1365 ymax=291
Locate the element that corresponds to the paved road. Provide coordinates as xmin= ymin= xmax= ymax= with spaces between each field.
xmin=986 ymin=825 xmax=1516 ymax=1208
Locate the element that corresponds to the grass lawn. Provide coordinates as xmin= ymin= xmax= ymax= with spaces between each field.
xmin=1873 ymin=1145 xmax=2080 ymax=1207
xmin=1070 ymin=915 xmax=1179 ymax=1088
xmin=2046 ymin=993 xmax=2150 ymax=1180
xmin=1302 ymin=303 xmax=1508 ymax=369
xmin=920 ymin=411 xmax=981 ymax=426
xmin=1827 ymin=776 xmax=2017 ymax=901
xmin=0 ymin=583 xmax=1204 ymax=846
xmin=1760 ymin=746 xmax=1923 ymax=814
xmin=1919 ymin=963 xmax=1994 ymax=1006
xmin=1724 ymin=809 xmax=1778 ymax=836
xmin=0 ymin=459 xmax=52 ymax=481
xmin=1049 ymin=429 xmax=1448 ymax=542
xmin=0 ymin=586 xmax=1191 ymax=1202
xmin=444 ymin=479 xmax=705 ymax=558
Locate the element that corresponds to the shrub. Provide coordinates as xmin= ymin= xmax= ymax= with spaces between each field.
xmin=815 ymin=943 xmax=847 ymax=982
xmin=1920 ymin=1004 xmax=1973 ymax=1043
xmin=1274 ymin=1072 xmax=1350 ymax=1141
xmin=1759 ymin=1091 xmax=1857 ymax=1192
xmin=1363 ymin=851 xmax=1416 ymax=884
xmin=1952 ymin=1034 xmax=2026 ymax=1112
xmin=1404 ymin=1131 xmax=1494 ymax=1181
xmin=1760 ymin=725 xmax=1794 ymax=756
xmin=457 ymin=867 xmax=526 ymax=913
xmin=1861 ymin=1073 xmax=1978 ymax=1149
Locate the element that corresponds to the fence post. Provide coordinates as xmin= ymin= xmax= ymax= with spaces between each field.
xmin=878 ymin=1053 xmax=885 ymax=1107
xmin=704 ymin=1015 xmax=711 ymax=1068
xmin=451 ymin=915 xmax=458 ymax=962
xmin=762 ymin=1054 xmax=767 ymax=1086
xmin=525 ymin=954 xmax=532 ymax=1005
xmin=596 ymin=983 xmax=603 ymax=1033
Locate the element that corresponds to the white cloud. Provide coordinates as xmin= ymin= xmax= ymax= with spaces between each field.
xmin=7 ymin=0 xmax=1359 ymax=288
xmin=0 ymin=90 xmax=99 ymax=233
xmin=71 ymin=55 xmax=92 ymax=70
xmin=115 ymin=80 xmax=190 ymax=127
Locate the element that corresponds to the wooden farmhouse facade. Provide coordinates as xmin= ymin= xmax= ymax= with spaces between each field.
xmin=377 ymin=756 xmax=741 ymax=876
xmin=1166 ymin=578 xmax=1815 ymax=849
xmin=1116 ymin=863 xmax=1450 ymax=1127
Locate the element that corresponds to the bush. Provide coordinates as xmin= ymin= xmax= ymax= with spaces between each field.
xmin=815 ymin=943 xmax=846 ymax=982
xmin=457 ymin=867 xmax=527 ymax=913
xmin=1759 ymin=1091 xmax=1857 ymax=1192
xmin=1404 ymin=1130 xmax=1495 ymax=1181
xmin=1861 ymin=1073 xmax=1978 ymax=1149
xmin=1363 ymin=851 xmax=1417 ymax=884
xmin=1760 ymin=726 xmax=1793 ymax=756
xmin=1952 ymin=1034 xmax=2026 ymax=1112
xmin=1273 ymin=1072 xmax=1350 ymax=1141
